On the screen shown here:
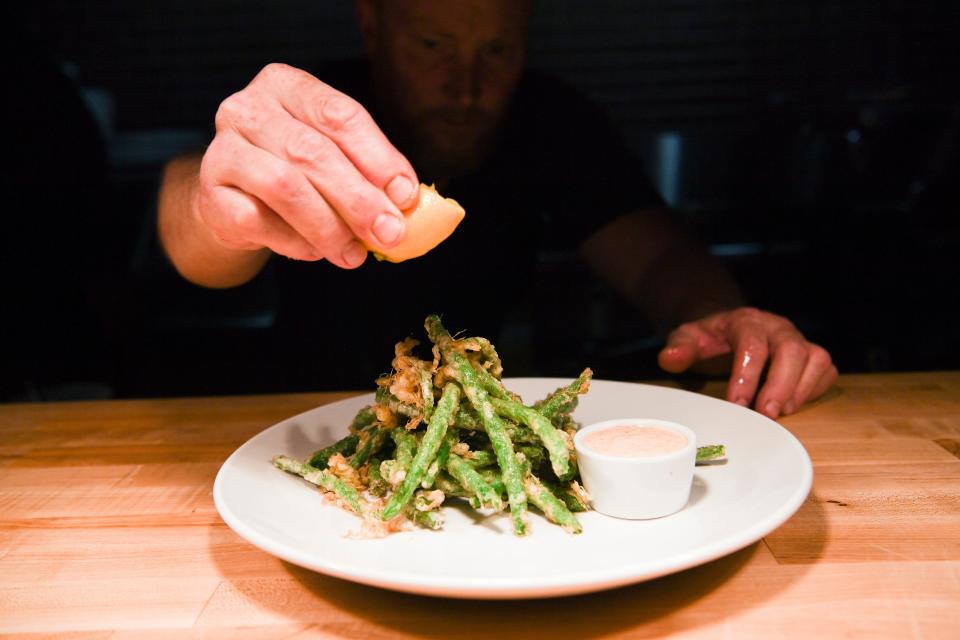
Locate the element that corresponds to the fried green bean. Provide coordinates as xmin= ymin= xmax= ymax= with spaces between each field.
xmin=456 ymin=407 xmax=539 ymax=443
xmin=490 ymin=397 xmax=571 ymax=479
xmin=453 ymin=405 xmax=482 ymax=431
xmin=406 ymin=504 xmax=444 ymax=530
xmin=422 ymin=428 xmax=458 ymax=489
xmin=380 ymin=428 xmax=417 ymax=485
xmin=427 ymin=315 xmax=528 ymax=535
xmin=308 ymin=433 xmax=360 ymax=469
xmin=446 ymin=453 xmax=504 ymax=511
xmin=470 ymin=359 xmax=515 ymax=401
xmin=463 ymin=448 xmax=498 ymax=468
xmin=697 ymin=444 xmax=727 ymax=463
xmin=460 ymin=336 xmax=505 ymax=379
xmin=515 ymin=444 xmax=549 ymax=472
xmin=392 ymin=429 xmax=417 ymax=468
xmin=419 ymin=368 xmax=435 ymax=422
xmin=535 ymin=368 xmax=593 ymax=420
xmin=524 ymin=474 xmax=582 ymax=534
xmin=433 ymin=471 xmax=481 ymax=507
xmin=367 ymin=456 xmax=389 ymax=497
xmin=413 ymin=489 xmax=444 ymax=511
xmin=475 ymin=467 xmax=507 ymax=497
xmin=541 ymin=478 xmax=589 ymax=512
xmin=375 ymin=387 xmax=421 ymax=419
xmin=382 ymin=383 xmax=461 ymax=520
xmin=349 ymin=426 xmax=389 ymax=469
xmin=348 ymin=405 xmax=378 ymax=433
xmin=272 ymin=455 xmax=363 ymax=513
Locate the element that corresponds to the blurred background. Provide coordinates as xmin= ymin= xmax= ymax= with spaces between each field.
xmin=4 ymin=0 xmax=958 ymax=401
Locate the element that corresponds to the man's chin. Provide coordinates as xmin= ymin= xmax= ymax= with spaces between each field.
xmin=414 ymin=154 xmax=480 ymax=182
xmin=415 ymin=136 xmax=491 ymax=180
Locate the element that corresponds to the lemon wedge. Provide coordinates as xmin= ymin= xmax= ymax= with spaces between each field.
xmin=373 ymin=183 xmax=465 ymax=263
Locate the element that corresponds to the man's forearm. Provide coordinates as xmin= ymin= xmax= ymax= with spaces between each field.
xmin=626 ymin=238 xmax=743 ymax=334
xmin=157 ymin=153 xmax=270 ymax=288
xmin=580 ymin=208 xmax=743 ymax=335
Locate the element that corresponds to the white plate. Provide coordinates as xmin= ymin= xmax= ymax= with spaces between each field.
xmin=214 ymin=378 xmax=812 ymax=599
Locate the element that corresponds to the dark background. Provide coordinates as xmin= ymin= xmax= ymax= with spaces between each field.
xmin=4 ymin=0 xmax=959 ymax=401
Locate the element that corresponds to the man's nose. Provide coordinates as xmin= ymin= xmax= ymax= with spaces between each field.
xmin=442 ymin=54 xmax=482 ymax=106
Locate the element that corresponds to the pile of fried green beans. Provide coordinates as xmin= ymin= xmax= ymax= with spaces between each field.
xmin=272 ymin=314 xmax=592 ymax=536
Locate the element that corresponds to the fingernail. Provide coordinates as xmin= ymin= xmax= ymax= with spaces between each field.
xmin=373 ymin=213 xmax=404 ymax=245
xmin=764 ymin=400 xmax=781 ymax=417
xmin=385 ymin=175 xmax=416 ymax=208
xmin=341 ymin=240 xmax=367 ymax=266
xmin=733 ymin=397 xmax=749 ymax=407
xmin=783 ymin=400 xmax=796 ymax=415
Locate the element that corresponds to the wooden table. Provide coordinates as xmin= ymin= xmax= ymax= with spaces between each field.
xmin=1 ymin=371 xmax=958 ymax=638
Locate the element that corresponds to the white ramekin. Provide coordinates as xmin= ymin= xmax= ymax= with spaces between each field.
xmin=574 ymin=418 xmax=697 ymax=520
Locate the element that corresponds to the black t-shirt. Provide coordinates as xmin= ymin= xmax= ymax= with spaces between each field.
xmin=229 ymin=60 xmax=662 ymax=389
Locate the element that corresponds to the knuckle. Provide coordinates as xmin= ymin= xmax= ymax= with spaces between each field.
xmin=285 ymin=129 xmax=333 ymax=167
xmin=774 ymin=314 xmax=798 ymax=332
xmin=318 ymin=94 xmax=364 ymax=131
xmin=200 ymin=135 xmax=230 ymax=169
xmin=215 ymin=91 xmax=257 ymax=132
xmin=728 ymin=310 xmax=761 ymax=335
xmin=263 ymin=164 xmax=304 ymax=203
xmin=809 ymin=345 xmax=833 ymax=369
xmin=342 ymin=189 xmax=379 ymax=223
xmin=214 ymin=93 xmax=242 ymax=130
xmin=255 ymin=62 xmax=293 ymax=83
xmin=197 ymin=152 xmax=218 ymax=188
xmin=198 ymin=137 xmax=238 ymax=190
xmin=229 ymin=201 xmax=262 ymax=236
xmin=778 ymin=338 xmax=809 ymax=362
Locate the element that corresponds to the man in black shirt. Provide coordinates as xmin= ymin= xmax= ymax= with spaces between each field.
xmin=158 ymin=0 xmax=836 ymax=418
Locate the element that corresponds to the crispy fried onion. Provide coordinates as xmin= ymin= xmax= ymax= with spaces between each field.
xmin=373 ymin=404 xmax=399 ymax=429
xmin=446 ymin=336 xmax=503 ymax=378
xmin=326 ymin=453 xmax=364 ymax=490
xmin=569 ymin=479 xmax=591 ymax=504
xmin=435 ymin=360 xmax=457 ymax=389
xmin=347 ymin=511 xmax=413 ymax=539
xmin=380 ymin=338 xmax=438 ymax=421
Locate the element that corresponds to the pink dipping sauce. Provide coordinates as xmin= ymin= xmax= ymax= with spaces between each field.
xmin=581 ymin=424 xmax=688 ymax=458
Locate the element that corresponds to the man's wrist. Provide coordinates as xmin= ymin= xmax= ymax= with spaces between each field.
xmin=159 ymin=155 xmax=271 ymax=288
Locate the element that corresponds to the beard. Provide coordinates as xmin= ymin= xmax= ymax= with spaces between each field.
xmin=397 ymin=108 xmax=502 ymax=181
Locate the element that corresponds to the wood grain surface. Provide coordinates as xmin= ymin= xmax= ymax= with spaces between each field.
xmin=1 ymin=372 xmax=958 ymax=638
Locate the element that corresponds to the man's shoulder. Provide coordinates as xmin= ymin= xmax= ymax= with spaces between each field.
xmin=516 ymin=68 xmax=588 ymax=98
xmin=507 ymin=69 xmax=621 ymax=141
xmin=513 ymin=69 xmax=600 ymax=112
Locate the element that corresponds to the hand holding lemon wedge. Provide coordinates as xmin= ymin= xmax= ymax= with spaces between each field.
xmin=371 ymin=183 xmax=465 ymax=263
